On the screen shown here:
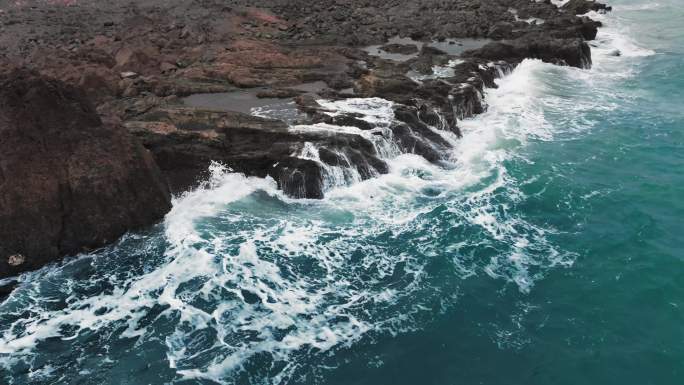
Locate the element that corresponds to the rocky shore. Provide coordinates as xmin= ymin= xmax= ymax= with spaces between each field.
xmin=0 ymin=0 xmax=611 ymax=282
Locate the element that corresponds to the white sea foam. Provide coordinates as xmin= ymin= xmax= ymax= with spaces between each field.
xmin=615 ymin=3 xmax=662 ymax=11
xmin=316 ymin=97 xmax=395 ymax=127
xmin=407 ymin=59 xmax=466 ymax=82
xmin=508 ymin=8 xmax=545 ymax=25
xmin=589 ymin=15 xmax=655 ymax=60
xmin=250 ymin=100 xmax=305 ymax=124
xmin=0 ymin=8 xmax=654 ymax=385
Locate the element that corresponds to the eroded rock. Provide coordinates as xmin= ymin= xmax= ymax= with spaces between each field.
xmin=0 ymin=68 xmax=172 ymax=278
xmin=465 ymin=36 xmax=592 ymax=68
xmin=0 ymin=0 xmax=613 ymax=278
xmin=127 ymin=107 xmax=388 ymax=199
xmin=563 ymin=0 xmax=613 ymax=15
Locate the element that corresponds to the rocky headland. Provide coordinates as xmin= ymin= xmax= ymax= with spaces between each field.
xmin=0 ymin=0 xmax=611 ymax=284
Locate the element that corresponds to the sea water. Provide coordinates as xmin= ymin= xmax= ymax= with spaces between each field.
xmin=1 ymin=1 xmax=683 ymax=384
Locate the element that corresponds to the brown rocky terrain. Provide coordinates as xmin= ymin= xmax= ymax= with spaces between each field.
xmin=0 ymin=66 xmax=171 ymax=279
xmin=0 ymin=0 xmax=611 ymax=282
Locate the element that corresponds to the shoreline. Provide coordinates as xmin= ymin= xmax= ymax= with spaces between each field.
xmin=0 ymin=0 xmax=612 ymax=282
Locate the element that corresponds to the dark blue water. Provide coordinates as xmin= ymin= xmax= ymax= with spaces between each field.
xmin=1 ymin=2 xmax=682 ymax=384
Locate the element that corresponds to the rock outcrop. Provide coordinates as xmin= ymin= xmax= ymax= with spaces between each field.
xmin=0 ymin=68 xmax=172 ymax=278
xmin=126 ymin=107 xmax=388 ymax=199
xmin=0 ymin=0 xmax=612 ymax=281
xmin=465 ymin=37 xmax=592 ymax=68
xmin=563 ymin=0 xmax=613 ymax=15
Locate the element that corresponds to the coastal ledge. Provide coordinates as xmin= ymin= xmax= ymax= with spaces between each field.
xmin=0 ymin=0 xmax=611 ymax=282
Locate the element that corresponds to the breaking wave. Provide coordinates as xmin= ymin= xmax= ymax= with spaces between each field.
xmin=0 ymin=7 xmax=654 ymax=385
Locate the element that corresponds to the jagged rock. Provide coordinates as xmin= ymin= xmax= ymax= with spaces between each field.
xmin=465 ymin=36 xmax=592 ymax=68
xmin=0 ymin=0 xmax=613 ymax=278
xmin=488 ymin=22 xmax=514 ymax=39
xmin=320 ymin=113 xmax=375 ymax=131
xmin=355 ymin=74 xmax=420 ymax=100
xmin=407 ymin=47 xmax=451 ymax=75
xmin=562 ymin=0 xmax=612 ymax=15
xmin=392 ymin=105 xmax=452 ymax=162
xmin=0 ymin=68 xmax=171 ymax=278
xmin=127 ymin=107 xmax=388 ymax=199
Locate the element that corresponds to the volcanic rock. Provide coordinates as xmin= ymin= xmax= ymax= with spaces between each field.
xmin=0 ymin=0 xmax=614 ymax=279
xmin=465 ymin=36 xmax=592 ymax=68
xmin=563 ymin=0 xmax=612 ymax=15
xmin=0 ymin=68 xmax=171 ymax=278
xmin=127 ymin=107 xmax=388 ymax=199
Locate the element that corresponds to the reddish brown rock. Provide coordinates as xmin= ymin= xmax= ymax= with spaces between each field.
xmin=77 ymin=66 xmax=120 ymax=99
xmin=0 ymin=67 xmax=172 ymax=278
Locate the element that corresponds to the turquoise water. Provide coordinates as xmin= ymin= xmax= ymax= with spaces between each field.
xmin=1 ymin=1 xmax=683 ymax=384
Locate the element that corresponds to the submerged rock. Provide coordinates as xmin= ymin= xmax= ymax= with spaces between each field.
xmin=0 ymin=68 xmax=172 ymax=279
xmin=0 ymin=0 xmax=614 ymax=277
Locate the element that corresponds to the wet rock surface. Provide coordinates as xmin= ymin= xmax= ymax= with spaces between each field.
xmin=0 ymin=0 xmax=611 ymax=279
xmin=563 ymin=0 xmax=613 ymax=15
xmin=127 ymin=106 xmax=387 ymax=198
xmin=465 ymin=36 xmax=593 ymax=68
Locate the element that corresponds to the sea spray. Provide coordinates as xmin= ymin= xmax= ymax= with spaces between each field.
xmin=0 ymin=5 xmax=664 ymax=384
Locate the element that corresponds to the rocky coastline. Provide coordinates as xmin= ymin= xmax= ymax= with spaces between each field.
xmin=0 ymin=0 xmax=611 ymax=285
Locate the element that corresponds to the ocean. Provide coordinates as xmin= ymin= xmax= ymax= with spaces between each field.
xmin=1 ymin=1 xmax=682 ymax=384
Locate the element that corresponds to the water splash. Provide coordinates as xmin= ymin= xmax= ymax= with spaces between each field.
xmin=0 ymin=8 xmax=655 ymax=384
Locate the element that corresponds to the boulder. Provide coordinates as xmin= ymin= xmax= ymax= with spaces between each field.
xmin=488 ymin=21 xmax=514 ymax=40
xmin=465 ymin=37 xmax=592 ymax=68
xmin=0 ymin=68 xmax=172 ymax=278
xmin=114 ymin=46 xmax=161 ymax=75
xmin=562 ymin=0 xmax=612 ymax=15
xmin=77 ymin=66 xmax=120 ymax=100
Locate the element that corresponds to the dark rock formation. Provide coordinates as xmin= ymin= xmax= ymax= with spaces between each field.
xmin=465 ymin=37 xmax=592 ymax=68
xmin=0 ymin=280 xmax=18 ymax=301
xmin=0 ymin=0 xmax=612 ymax=281
xmin=126 ymin=107 xmax=388 ymax=199
xmin=563 ymin=0 xmax=612 ymax=15
xmin=0 ymin=68 xmax=172 ymax=278
xmin=391 ymin=105 xmax=452 ymax=163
